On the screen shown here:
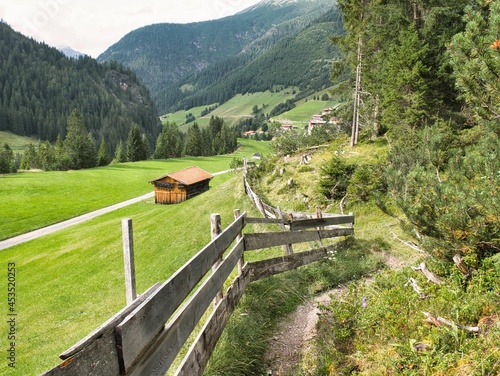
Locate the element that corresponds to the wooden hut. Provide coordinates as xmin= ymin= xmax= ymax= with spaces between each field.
xmin=149 ymin=166 xmax=214 ymax=204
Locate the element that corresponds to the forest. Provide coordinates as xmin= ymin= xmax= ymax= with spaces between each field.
xmin=0 ymin=22 xmax=162 ymax=159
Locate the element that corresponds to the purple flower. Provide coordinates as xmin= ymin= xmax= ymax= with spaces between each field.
xmin=362 ymin=297 xmax=367 ymax=308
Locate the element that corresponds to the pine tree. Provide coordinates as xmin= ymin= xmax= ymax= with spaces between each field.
xmin=64 ymin=109 xmax=96 ymax=169
xmin=449 ymin=0 xmax=500 ymax=125
xmin=114 ymin=140 xmax=126 ymax=163
xmin=20 ymin=143 xmax=37 ymax=170
xmin=126 ymin=123 xmax=146 ymax=162
xmin=97 ymin=138 xmax=109 ymax=166
xmin=184 ymin=123 xmax=202 ymax=156
xmin=0 ymin=143 xmax=15 ymax=173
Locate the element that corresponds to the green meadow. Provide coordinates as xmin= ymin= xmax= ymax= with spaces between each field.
xmin=0 ymin=139 xmax=271 ymax=241
xmin=0 ymin=139 xmax=274 ymax=375
xmin=165 ymin=88 xmax=298 ymax=130
xmin=0 ymin=131 xmax=40 ymax=154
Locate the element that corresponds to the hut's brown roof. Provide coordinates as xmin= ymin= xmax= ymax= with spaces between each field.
xmin=149 ymin=166 xmax=214 ymax=185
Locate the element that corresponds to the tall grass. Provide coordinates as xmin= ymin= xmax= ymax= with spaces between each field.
xmin=205 ymin=239 xmax=386 ymax=376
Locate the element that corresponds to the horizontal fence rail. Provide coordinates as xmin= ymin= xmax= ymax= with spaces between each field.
xmin=44 ymin=163 xmax=354 ymax=376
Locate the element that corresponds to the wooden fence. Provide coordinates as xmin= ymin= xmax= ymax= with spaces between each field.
xmin=42 ymin=210 xmax=353 ymax=376
xmin=43 ymin=164 xmax=354 ymax=376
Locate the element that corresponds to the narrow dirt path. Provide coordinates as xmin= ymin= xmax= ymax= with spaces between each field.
xmin=264 ymin=254 xmax=405 ymax=375
xmin=264 ymin=288 xmax=346 ymax=376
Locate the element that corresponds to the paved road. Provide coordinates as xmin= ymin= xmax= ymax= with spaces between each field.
xmin=0 ymin=169 xmax=234 ymax=251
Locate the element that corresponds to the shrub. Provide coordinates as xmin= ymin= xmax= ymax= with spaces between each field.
xmin=319 ymin=156 xmax=356 ymax=200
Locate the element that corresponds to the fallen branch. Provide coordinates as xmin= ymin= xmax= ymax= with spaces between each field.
xmin=406 ymin=277 xmax=428 ymax=299
xmin=391 ymin=231 xmax=426 ymax=254
xmin=453 ymin=254 xmax=473 ymax=278
xmin=422 ymin=312 xmax=480 ymax=333
xmin=412 ymin=262 xmax=443 ymax=285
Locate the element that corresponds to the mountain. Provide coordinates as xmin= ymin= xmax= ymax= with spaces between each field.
xmin=97 ymin=0 xmax=338 ymax=113
xmin=0 ymin=22 xmax=161 ymax=154
xmin=58 ymin=46 xmax=84 ymax=59
xmin=158 ymin=7 xmax=344 ymax=113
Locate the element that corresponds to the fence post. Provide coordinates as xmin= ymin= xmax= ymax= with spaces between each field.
xmin=122 ymin=218 xmax=137 ymax=305
xmin=277 ymin=206 xmax=293 ymax=255
xmin=234 ymin=209 xmax=245 ymax=273
xmin=211 ymin=213 xmax=223 ymax=305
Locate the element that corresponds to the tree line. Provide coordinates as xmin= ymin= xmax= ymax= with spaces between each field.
xmin=0 ymin=113 xmax=239 ymax=173
xmin=331 ymin=0 xmax=499 ymax=266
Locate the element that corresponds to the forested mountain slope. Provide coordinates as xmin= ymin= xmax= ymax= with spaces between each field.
xmin=0 ymin=22 xmax=161 ymax=153
xmin=97 ymin=0 xmax=336 ymax=113
xmin=157 ymin=7 xmax=344 ymax=112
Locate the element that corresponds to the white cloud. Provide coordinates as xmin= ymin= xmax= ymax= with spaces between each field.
xmin=0 ymin=0 xmax=261 ymax=57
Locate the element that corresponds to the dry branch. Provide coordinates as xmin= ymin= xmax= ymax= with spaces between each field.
xmin=453 ymin=254 xmax=473 ymax=278
xmin=412 ymin=262 xmax=443 ymax=285
xmin=422 ymin=312 xmax=480 ymax=333
xmin=406 ymin=277 xmax=428 ymax=299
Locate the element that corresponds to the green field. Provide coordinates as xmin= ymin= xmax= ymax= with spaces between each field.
xmin=164 ymin=88 xmax=298 ymax=130
xmin=0 ymin=131 xmax=40 ymax=154
xmin=0 ymin=139 xmax=274 ymax=375
xmin=0 ymin=139 xmax=271 ymax=241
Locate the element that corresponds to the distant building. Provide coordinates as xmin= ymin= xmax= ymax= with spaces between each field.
xmin=149 ymin=166 xmax=213 ymax=205
xmin=308 ymin=107 xmax=342 ymax=134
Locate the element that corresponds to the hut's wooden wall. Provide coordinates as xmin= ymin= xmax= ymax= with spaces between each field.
xmin=154 ymin=177 xmax=187 ymax=204
xmin=153 ymin=177 xmax=210 ymax=204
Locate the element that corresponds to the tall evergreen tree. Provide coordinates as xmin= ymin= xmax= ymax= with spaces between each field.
xmin=126 ymin=123 xmax=147 ymax=162
xmin=153 ymin=122 xmax=182 ymax=159
xmin=114 ymin=140 xmax=126 ymax=163
xmin=97 ymin=138 xmax=109 ymax=166
xmin=0 ymin=143 xmax=15 ymax=173
xmin=184 ymin=123 xmax=202 ymax=156
xmin=64 ymin=109 xmax=97 ymax=169
xmin=449 ymin=0 xmax=500 ymax=126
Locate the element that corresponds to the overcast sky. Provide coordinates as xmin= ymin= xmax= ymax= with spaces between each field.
xmin=0 ymin=0 xmax=262 ymax=57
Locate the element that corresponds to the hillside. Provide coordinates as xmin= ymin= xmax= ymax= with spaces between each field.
xmin=0 ymin=22 xmax=162 ymax=154
xmin=97 ymin=0 xmax=339 ymax=114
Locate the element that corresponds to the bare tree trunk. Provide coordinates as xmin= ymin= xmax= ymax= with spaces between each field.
xmin=351 ymin=35 xmax=362 ymax=148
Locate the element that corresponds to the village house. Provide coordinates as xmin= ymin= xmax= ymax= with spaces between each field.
xmin=149 ymin=166 xmax=214 ymax=205
xmin=307 ymin=106 xmax=341 ymax=134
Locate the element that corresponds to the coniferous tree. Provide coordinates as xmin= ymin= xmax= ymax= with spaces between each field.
xmin=114 ymin=140 xmax=126 ymax=163
xmin=54 ymin=134 xmax=70 ymax=171
xmin=449 ymin=0 xmax=500 ymax=126
xmin=126 ymin=123 xmax=147 ymax=162
xmin=184 ymin=122 xmax=202 ymax=156
xmin=97 ymin=138 xmax=109 ymax=166
xmin=0 ymin=143 xmax=15 ymax=173
xmin=20 ymin=143 xmax=37 ymax=170
xmin=64 ymin=109 xmax=97 ymax=169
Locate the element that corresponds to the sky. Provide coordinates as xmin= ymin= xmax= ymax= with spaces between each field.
xmin=0 ymin=0 xmax=262 ymax=58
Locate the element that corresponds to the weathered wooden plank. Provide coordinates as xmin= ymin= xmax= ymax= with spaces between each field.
xmin=244 ymin=228 xmax=353 ymax=251
xmin=115 ymin=214 xmax=245 ymax=374
xmin=244 ymin=217 xmax=289 ymax=225
xmin=60 ymin=283 xmax=161 ymax=360
xmin=249 ymin=242 xmax=346 ymax=281
xmin=122 ymin=218 xmax=137 ymax=305
xmin=41 ymin=283 xmax=161 ymax=376
xmin=289 ymin=215 xmax=354 ymax=231
xmin=127 ymin=239 xmax=245 ymax=376
xmin=174 ymin=265 xmax=251 ymax=376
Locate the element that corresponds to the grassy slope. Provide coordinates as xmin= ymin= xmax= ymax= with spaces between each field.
xmin=0 ymin=140 xmax=275 ymax=375
xmin=0 ymin=131 xmax=40 ymax=154
xmin=0 ymin=139 xmax=271 ymax=240
xmin=0 ymin=174 xmax=249 ymax=375
xmin=165 ymin=88 xmax=298 ymax=130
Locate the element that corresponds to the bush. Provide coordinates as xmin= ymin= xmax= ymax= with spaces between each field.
xmin=319 ymin=156 xmax=356 ymax=200
xmin=347 ymin=164 xmax=384 ymax=203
